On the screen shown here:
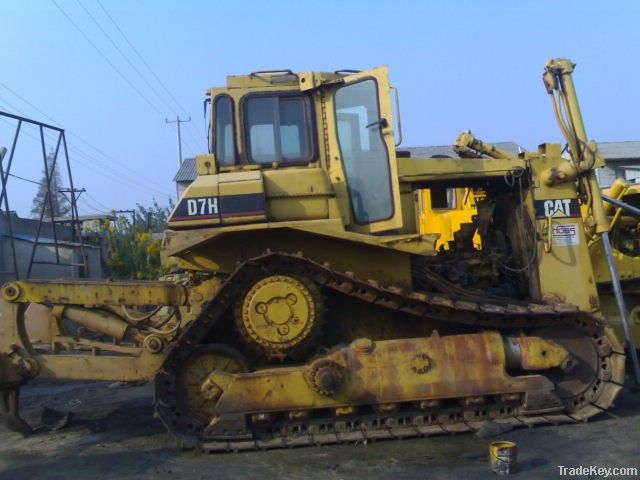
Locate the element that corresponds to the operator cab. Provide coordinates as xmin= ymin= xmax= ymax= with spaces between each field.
xmin=168 ymin=67 xmax=403 ymax=235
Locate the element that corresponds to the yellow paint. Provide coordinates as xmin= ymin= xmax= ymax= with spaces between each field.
xmin=417 ymin=188 xmax=480 ymax=250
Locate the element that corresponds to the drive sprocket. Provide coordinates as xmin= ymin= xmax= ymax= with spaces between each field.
xmin=234 ymin=274 xmax=323 ymax=359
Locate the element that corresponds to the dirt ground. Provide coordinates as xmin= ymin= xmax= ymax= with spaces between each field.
xmin=0 ymin=379 xmax=638 ymax=480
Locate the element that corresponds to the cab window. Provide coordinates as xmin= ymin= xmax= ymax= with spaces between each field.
xmin=244 ymin=95 xmax=313 ymax=164
xmin=334 ymin=79 xmax=393 ymax=223
xmin=430 ymin=188 xmax=458 ymax=210
xmin=214 ymin=96 xmax=236 ymax=166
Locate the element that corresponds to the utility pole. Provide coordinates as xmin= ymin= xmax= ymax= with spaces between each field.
xmin=112 ymin=209 xmax=136 ymax=228
xmin=58 ymin=187 xmax=86 ymax=242
xmin=165 ymin=116 xmax=191 ymax=166
xmin=166 ymin=116 xmax=191 ymax=201
xmin=57 ymin=187 xmax=88 ymax=277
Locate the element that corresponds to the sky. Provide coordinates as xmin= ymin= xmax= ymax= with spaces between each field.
xmin=0 ymin=0 xmax=639 ymax=218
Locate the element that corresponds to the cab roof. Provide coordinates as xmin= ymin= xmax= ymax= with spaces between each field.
xmin=221 ymin=70 xmax=355 ymax=90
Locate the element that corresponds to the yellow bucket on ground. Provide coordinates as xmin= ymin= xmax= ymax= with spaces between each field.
xmin=489 ymin=441 xmax=517 ymax=475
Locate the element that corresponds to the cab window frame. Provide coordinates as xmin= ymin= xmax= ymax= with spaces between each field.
xmin=241 ymin=91 xmax=317 ymax=166
xmin=333 ymin=76 xmax=395 ymax=225
xmin=212 ymin=94 xmax=238 ymax=167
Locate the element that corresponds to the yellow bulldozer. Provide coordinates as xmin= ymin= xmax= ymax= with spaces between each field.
xmin=0 ymin=60 xmax=626 ymax=451
xmin=590 ymin=179 xmax=640 ymax=343
xmin=418 ymin=140 xmax=640 ymax=349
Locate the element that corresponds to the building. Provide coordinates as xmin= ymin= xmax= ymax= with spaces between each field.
xmin=594 ymin=141 xmax=640 ymax=187
xmin=0 ymin=213 xmax=102 ymax=284
xmin=76 ymin=214 xmax=115 ymax=234
xmin=173 ymin=157 xmax=197 ymax=198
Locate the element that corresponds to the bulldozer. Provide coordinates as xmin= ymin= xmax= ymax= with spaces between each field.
xmin=421 ymin=136 xmax=640 ymax=350
xmin=590 ymin=179 xmax=640 ymax=344
xmin=0 ymin=60 xmax=625 ymax=451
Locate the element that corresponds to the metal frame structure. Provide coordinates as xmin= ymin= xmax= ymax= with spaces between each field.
xmin=0 ymin=110 xmax=87 ymax=280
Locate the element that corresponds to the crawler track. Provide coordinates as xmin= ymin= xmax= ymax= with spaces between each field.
xmin=154 ymin=252 xmax=626 ymax=452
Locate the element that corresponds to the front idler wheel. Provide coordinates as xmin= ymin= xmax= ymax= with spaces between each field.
xmin=175 ymin=344 xmax=249 ymax=423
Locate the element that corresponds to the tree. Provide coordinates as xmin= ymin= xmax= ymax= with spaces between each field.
xmin=103 ymin=200 xmax=173 ymax=280
xmin=133 ymin=198 xmax=174 ymax=233
xmin=104 ymin=219 xmax=163 ymax=280
xmin=30 ymin=150 xmax=71 ymax=219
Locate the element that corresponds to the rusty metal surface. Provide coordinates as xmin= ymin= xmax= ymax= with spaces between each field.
xmin=153 ymin=252 xmax=625 ymax=451
xmin=210 ymin=333 xmax=554 ymax=415
xmin=0 ymin=297 xmax=168 ymax=390
xmin=1 ymin=280 xmax=187 ymax=306
xmin=504 ymin=336 xmax=571 ymax=371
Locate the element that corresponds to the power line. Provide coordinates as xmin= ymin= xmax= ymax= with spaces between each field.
xmin=0 ymin=98 xmax=170 ymax=195
xmin=61 ymin=140 xmax=168 ymax=197
xmin=95 ymin=0 xmax=206 ymax=150
xmin=0 ymin=121 xmax=170 ymax=224
xmin=3 ymin=3 xmax=195 ymax=198
xmin=1 ymin=150 xmax=119 ymax=217
xmin=71 ymin=154 xmax=168 ymax=197
xmin=58 ymin=136 xmax=169 ymax=196
xmin=77 ymin=196 xmax=108 ymax=215
xmin=0 ymin=88 xmax=170 ymax=188
xmin=76 ymin=0 xmax=180 ymax=117
xmin=78 ymin=194 xmax=110 ymax=214
xmin=184 ymin=124 xmax=206 ymax=152
xmin=0 ymin=114 xmax=168 ymax=198
xmin=84 ymin=190 xmax=113 ymax=211
xmin=50 ymin=0 xmax=166 ymax=119
xmin=78 ymin=195 xmax=103 ymax=212
xmin=7 ymin=172 xmax=41 ymax=185
xmin=67 ymin=131 xmax=174 ymax=191
xmin=0 ymin=117 xmax=169 ymax=198
xmin=179 ymin=125 xmax=204 ymax=155
xmin=0 ymin=81 xmax=57 ymax=125
xmin=7 ymin=4 xmax=206 ymax=170
xmin=0 ymin=93 xmax=26 ymax=120
xmin=95 ymin=0 xmax=191 ymax=117
xmin=177 ymin=133 xmax=198 ymax=157
xmin=0 ymin=80 xmax=168 ymax=189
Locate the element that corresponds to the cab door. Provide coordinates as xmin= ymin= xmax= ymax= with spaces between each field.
xmin=333 ymin=66 xmax=402 ymax=233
